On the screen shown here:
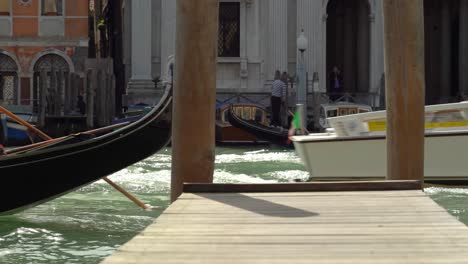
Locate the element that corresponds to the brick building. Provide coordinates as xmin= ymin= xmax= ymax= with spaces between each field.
xmin=0 ymin=0 xmax=88 ymax=112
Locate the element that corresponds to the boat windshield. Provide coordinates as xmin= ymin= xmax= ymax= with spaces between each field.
xmin=328 ymin=102 xmax=468 ymax=137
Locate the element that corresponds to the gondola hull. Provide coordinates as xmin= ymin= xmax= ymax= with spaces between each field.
xmin=227 ymin=106 xmax=291 ymax=147
xmin=0 ymin=89 xmax=172 ymax=215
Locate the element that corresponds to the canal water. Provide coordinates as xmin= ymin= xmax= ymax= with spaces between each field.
xmin=0 ymin=146 xmax=467 ymax=264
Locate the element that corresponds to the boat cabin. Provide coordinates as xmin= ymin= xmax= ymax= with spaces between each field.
xmin=216 ymin=103 xmax=267 ymax=125
xmin=215 ymin=103 xmax=268 ymax=144
xmin=319 ymin=102 xmax=372 ymax=129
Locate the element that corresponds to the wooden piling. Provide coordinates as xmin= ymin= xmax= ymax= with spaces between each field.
xmin=71 ymin=74 xmax=80 ymax=112
xmin=171 ymin=0 xmax=219 ymax=202
xmin=57 ymin=69 xmax=64 ymax=115
xmin=64 ymin=72 xmax=72 ymax=115
xmin=38 ymin=69 xmax=47 ymax=128
xmin=86 ymin=69 xmax=95 ymax=128
xmin=383 ymin=0 xmax=425 ymax=182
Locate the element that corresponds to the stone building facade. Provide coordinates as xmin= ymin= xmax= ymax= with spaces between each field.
xmin=0 ymin=0 xmax=88 ymax=112
xmin=123 ymin=0 xmax=468 ymax=108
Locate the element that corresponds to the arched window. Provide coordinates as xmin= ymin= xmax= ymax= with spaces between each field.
xmin=0 ymin=53 xmax=19 ymax=105
xmin=33 ymin=54 xmax=70 ymax=72
xmin=32 ymin=54 xmax=70 ymax=112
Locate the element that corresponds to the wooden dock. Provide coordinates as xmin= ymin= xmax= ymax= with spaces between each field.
xmin=101 ymin=181 xmax=468 ymax=263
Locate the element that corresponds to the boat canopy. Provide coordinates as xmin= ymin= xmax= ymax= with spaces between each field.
xmin=217 ymin=103 xmax=267 ymax=125
xmin=319 ymin=102 xmax=372 ymax=129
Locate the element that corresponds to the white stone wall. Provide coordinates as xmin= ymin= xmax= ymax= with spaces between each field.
xmin=124 ymin=0 xmax=386 ymax=106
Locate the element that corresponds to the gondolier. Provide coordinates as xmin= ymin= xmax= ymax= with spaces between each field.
xmin=271 ymin=70 xmax=286 ymax=127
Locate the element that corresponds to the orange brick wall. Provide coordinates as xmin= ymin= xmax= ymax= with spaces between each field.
xmin=65 ymin=18 xmax=88 ymax=38
xmin=10 ymin=0 xmax=89 ymax=38
xmin=66 ymin=0 xmax=88 ymax=16
xmin=13 ymin=18 xmax=38 ymax=37
xmin=12 ymin=0 xmax=38 ymax=16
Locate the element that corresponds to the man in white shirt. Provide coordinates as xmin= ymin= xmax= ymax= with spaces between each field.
xmin=271 ymin=70 xmax=286 ymax=127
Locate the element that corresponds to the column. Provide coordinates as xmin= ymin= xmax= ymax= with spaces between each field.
xmin=440 ymin=0 xmax=451 ymax=102
xmin=356 ymin=2 xmax=370 ymax=93
xmin=319 ymin=4 xmax=328 ymax=93
xmin=297 ymin=0 xmax=316 ymax=80
xmin=127 ymin=0 xmax=154 ymax=105
xmin=460 ymin=0 xmax=468 ymax=97
xmin=267 ymin=0 xmax=288 ymax=78
xmin=369 ymin=1 xmax=385 ymax=108
xmin=161 ymin=0 xmax=177 ymax=83
xmin=343 ymin=4 xmax=355 ymax=93
xmin=240 ymin=1 xmax=248 ymax=89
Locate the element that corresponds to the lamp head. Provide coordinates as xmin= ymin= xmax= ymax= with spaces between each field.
xmin=297 ymin=29 xmax=308 ymax=53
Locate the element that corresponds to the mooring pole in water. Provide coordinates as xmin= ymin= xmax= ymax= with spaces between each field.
xmin=383 ymin=0 xmax=425 ymax=184
xmin=171 ymin=0 xmax=219 ymax=202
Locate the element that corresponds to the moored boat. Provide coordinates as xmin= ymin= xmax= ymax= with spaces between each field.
xmin=318 ymin=101 xmax=373 ymax=130
xmin=215 ymin=103 xmax=269 ymax=145
xmin=291 ymin=101 xmax=468 ymax=185
xmin=227 ymin=104 xmax=292 ymax=147
xmin=1 ymin=112 xmax=38 ymax=146
xmin=0 ymin=85 xmax=173 ymax=215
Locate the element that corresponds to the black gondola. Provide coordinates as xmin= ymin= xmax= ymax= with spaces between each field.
xmin=0 ymin=86 xmax=173 ymax=215
xmin=227 ymin=105 xmax=292 ymax=148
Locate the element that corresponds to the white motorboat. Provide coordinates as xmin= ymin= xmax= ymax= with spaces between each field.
xmin=319 ymin=101 xmax=373 ymax=129
xmin=291 ymin=101 xmax=468 ymax=185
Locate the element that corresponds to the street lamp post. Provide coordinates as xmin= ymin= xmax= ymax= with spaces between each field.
xmin=296 ymin=29 xmax=308 ymax=130
xmin=312 ymin=72 xmax=321 ymax=131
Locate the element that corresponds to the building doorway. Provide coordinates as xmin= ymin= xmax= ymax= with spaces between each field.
xmin=32 ymin=54 xmax=70 ymax=113
xmin=424 ymin=0 xmax=464 ymax=104
xmin=326 ymin=0 xmax=370 ymax=99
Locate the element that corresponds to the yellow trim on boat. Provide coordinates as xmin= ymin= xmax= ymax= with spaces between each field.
xmin=368 ymin=120 xmax=468 ymax=131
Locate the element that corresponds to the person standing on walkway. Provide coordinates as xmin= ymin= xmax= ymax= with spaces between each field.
xmin=271 ymin=70 xmax=286 ymax=127
xmin=329 ymin=66 xmax=343 ymax=101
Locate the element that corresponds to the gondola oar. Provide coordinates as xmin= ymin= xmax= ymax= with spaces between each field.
xmin=5 ymin=121 xmax=131 ymax=155
xmin=0 ymin=106 xmax=151 ymax=210
xmin=0 ymin=105 xmax=50 ymax=140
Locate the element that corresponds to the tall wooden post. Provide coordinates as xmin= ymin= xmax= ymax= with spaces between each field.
xmin=86 ymin=70 xmax=95 ymax=129
xmin=64 ymin=72 xmax=72 ymax=115
xmin=38 ymin=69 xmax=47 ymax=128
xmin=57 ymin=69 xmax=64 ymax=115
xmin=383 ymin=0 xmax=425 ymax=183
xmin=171 ymin=0 xmax=219 ymax=202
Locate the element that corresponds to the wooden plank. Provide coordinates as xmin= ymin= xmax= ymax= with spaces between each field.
xmin=101 ymin=190 xmax=468 ymax=264
xmin=184 ymin=181 xmax=422 ymax=193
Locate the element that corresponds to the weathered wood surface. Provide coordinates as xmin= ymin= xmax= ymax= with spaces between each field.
xmin=171 ymin=0 xmax=219 ymax=201
xmin=383 ymin=0 xmax=425 ymax=181
xmin=101 ymin=190 xmax=468 ymax=263
xmin=184 ymin=180 xmax=422 ymax=193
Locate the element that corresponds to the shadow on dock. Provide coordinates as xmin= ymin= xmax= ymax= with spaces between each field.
xmin=197 ymin=193 xmax=319 ymax=218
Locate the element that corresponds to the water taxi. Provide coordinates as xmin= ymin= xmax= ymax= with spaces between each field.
xmin=291 ymin=101 xmax=468 ymax=185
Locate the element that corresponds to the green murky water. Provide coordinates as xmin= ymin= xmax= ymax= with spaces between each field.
xmin=0 ymin=146 xmax=466 ymax=264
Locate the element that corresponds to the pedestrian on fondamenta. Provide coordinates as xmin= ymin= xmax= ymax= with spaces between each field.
xmin=329 ymin=65 xmax=343 ymax=101
xmin=271 ymin=70 xmax=286 ymax=127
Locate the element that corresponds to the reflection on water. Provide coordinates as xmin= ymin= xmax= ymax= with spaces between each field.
xmin=0 ymin=146 xmax=467 ymax=264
